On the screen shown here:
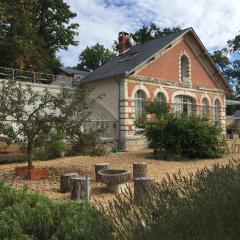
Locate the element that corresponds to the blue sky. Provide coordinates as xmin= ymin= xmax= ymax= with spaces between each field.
xmin=58 ymin=0 xmax=240 ymax=67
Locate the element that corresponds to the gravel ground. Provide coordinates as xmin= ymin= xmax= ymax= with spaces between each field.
xmin=0 ymin=149 xmax=238 ymax=203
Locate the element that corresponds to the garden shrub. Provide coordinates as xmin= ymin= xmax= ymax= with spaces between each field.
xmin=142 ymin=101 xmax=225 ymax=159
xmin=104 ymin=159 xmax=240 ymax=240
xmin=0 ymin=182 xmax=113 ymax=240
xmin=71 ymin=129 xmax=107 ymax=157
xmin=33 ymin=131 xmax=67 ymax=160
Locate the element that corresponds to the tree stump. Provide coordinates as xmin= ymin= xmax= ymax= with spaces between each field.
xmin=95 ymin=163 xmax=110 ymax=182
xmin=60 ymin=172 xmax=78 ymax=193
xmin=133 ymin=162 xmax=147 ymax=179
xmin=134 ymin=177 xmax=154 ymax=206
xmin=70 ymin=176 xmax=91 ymax=201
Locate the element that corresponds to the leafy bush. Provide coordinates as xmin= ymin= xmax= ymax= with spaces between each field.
xmin=90 ymin=144 xmax=107 ymax=157
xmin=71 ymin=129 xmax=107 ymax=156
xmin=142 ymin=101 xmax=225 ymax=159
xmin=0 ymin=182 xmax=113 ymax=240
xmin=33 ymin=131 xmax=67 ymax=160
xmin=104 ymin=159 xmax=240 ymax=240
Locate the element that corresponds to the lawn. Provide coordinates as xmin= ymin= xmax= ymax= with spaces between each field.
xmin=0 ymin=149 xmax=238 ymax=203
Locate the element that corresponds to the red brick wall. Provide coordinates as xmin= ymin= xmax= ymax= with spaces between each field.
xmin=136 ymin=39 xmax=218 ymax=89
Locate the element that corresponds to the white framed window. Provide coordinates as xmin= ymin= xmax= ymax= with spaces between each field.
xmin=156 ymin=92 xmax=167 ymax=103
xmin=181 ymin=55 xmax=190 ymax=82
xmin=214 ymin=99 xmax=221 ymax=122
xmin=135 ymin=90 xmax=147 ymax=118
xmin=174 ymin=95 xmax=195 ymax=116
xmin=202 ymin=98 xmax=209 ymax=116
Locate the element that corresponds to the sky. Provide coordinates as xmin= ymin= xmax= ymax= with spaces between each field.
xmin=58 ymin=0 xmax=240 ymax=67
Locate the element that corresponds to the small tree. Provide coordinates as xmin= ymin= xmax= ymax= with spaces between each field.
xmin=0 ymin=80 xmax=96 ymax=169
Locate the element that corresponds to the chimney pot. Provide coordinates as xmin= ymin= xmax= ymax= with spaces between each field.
xmin=118 ymin=31 xmax=130 ymax=54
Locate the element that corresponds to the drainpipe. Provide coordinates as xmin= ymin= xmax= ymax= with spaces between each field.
xmin=118 ymin=79 xmax=121 ymax=150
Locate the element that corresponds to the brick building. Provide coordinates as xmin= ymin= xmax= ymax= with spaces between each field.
xmin=81 ymin=28 xmax=232 ymax=150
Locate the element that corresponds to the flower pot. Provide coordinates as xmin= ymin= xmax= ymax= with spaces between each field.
xmin=28 ymin=168 xmax=48 ymax=180
xmin=15 ymin=166 xmax=34 ymax=177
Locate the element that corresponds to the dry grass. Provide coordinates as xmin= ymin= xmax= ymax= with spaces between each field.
xmin=0 ymin=149 xmax=238 ymax=203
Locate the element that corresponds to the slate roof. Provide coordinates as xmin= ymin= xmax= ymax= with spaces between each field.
xmin=81 ymin=28 xmax=191 ymax=83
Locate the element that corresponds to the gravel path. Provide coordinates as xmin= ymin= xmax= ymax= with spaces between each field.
xmin=0 ymin=149 xmax=238 ymax=203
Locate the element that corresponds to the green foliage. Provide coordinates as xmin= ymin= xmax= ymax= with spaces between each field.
xmin=33 ymin=131 xmax=67 ymax=160
xmin=0 ymin=0 xmax=79 ymax=72
xmin=77 ymin=43 xmax=116 ymax=71
xmin=0 ymin=182 xmax=113 ymax=239
xmin=104 ymin=159 xmax=240 ymax=240
xmin=71 ymin=130 xmax=101 ymax=156
xmin=90 ymin=144 xmax=107 ymax=157
xmin=142 ymin=101 xmax=225 ymax=160
xmin=211 ymin=49 xmax=240 ymax=96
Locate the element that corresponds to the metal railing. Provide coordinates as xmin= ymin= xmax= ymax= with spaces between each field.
xmin=83 ymin=120 xmax=119 ymax=139
xmin=0 ymin=66 xmax=78 ymax=87
xmin=0 ymin=67 xmax=55 ymax=84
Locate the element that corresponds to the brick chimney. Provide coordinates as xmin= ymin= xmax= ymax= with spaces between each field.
xmin=118 ymin=32 xmax=130 ymax=54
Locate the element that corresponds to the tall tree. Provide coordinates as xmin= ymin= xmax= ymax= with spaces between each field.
xmin=133 ymin=23 xmax=181 ymax=43
xmin=211 ymin=49 xmax=240 ymax=97
xmin=77 ymin=43 xmax=116 ymax=71
xmin=0 ymin=0 xmax=79 ymax=73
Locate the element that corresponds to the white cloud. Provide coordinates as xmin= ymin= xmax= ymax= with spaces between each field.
xmin=58 ymin=0 xmax=240 ymax=67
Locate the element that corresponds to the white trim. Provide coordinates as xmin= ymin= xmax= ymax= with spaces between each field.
xmin=153 ymin=87 xmax=169 ymax=102
xmin=131 ymin=84 xmax=150 ymax=99
xmin=200 ymin=93 xmax=211 ymax=106
xmin=171 ymin=90 xmax=197 ymax=103
xmin=213 ymin=96 xmax=223 ymax=107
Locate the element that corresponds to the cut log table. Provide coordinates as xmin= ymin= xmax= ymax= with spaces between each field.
xmin=134 ymin=177 xmax=154 ymax=205
xmin=70 ymin=176 xmax=91 ymax=201
xmin=94 ymin=163 xmax=110 ymax=182
xmin=133 ymin=162 xmax=147 ymax=179
xmin=60 ymin=172 xmax=78 ymax=193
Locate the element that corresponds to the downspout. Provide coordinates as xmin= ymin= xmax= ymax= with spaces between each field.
xmin=118 ymin=79 xmax=121 ymax=150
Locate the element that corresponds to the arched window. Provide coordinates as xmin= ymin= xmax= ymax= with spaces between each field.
xmin=181 ymin=55 xmax=190 ymax=82
xmin=202 ymin=98 xmax=209 ymax=116
xmin=214 ymin=99 xmax=221 ymax=122
xmin=156 ymin=92 xmax=166 ymax=103
xmin=174 ymin=95 xmax=195 ymax=116
xmin=135 ymin=90 xmax=147 ymax=118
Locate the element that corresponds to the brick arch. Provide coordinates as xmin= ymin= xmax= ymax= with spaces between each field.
xmin=131 ymin=84 xmax=150 ymax=99
xmin=153 ymin=86 xmax=169 ymax=102
xmin=179 ymin=50 xmax=192 ymax=83
xmin=213 ymin=96 xmax=223 ymax=107
xmin=200 ymin=93 xmax=211 ymax=106
xmin=171 ymin=90 xmax=197 ymax=103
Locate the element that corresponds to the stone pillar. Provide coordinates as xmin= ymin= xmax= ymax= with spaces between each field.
xmin=119 ymin=79 xmax=135 ymax=149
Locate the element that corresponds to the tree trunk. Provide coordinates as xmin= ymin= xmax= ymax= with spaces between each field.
xmin=27 ymin=142 xmax=33 ymax=170
xmin=133 ymin=162 xmax=147 ymax=179
xmin=134 ymin=177 xmax=154 ymax=206
xmin=95 ymin=163 xmax=110 ymax=182
xmin=70 ymin=176 xmax=91 ymax=201
xmin=60 ymin=172 xmax=78 ymax=193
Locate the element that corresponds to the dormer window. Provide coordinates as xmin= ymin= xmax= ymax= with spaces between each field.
xmin=181 ymin=55 xmax=190 ymax=82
